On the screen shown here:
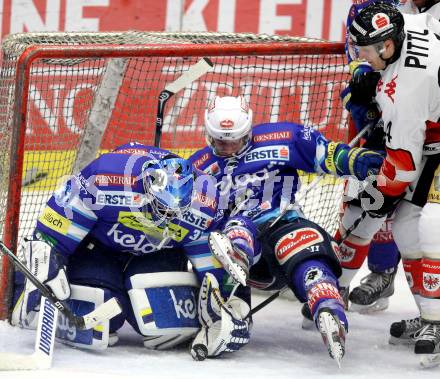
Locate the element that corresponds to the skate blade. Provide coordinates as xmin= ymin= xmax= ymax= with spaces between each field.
xmin=301 ymin=316 xmax=315 ymax=331
xmin=420 ymin=353 xmax=440 ymax=368
xmin=317 ymin=311 xmax=345 ymax=368
xmin=209 ymin=231 xmax=247 ymax=286
xmin=388 ymin=335 xmax=416 ymax=346
xmin=349 ymin=297 xmax=389 ymax=314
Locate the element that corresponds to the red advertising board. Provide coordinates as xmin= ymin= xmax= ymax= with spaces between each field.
xmin=0 ymin=0 xmax=352 ymax=41
xmin=25 ymin=55 xmax=347 ymax=151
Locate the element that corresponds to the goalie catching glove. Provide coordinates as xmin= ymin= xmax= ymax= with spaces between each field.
xmin=191 ymin=273 xmax=250 ymax=360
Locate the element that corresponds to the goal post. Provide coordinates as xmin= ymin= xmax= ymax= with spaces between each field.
xmin=0 ymin=31 xmax=349 ymax=319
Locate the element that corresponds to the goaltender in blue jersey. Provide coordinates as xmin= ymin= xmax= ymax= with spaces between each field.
xmin=11 ymin=142 xmax=258 ymax=354
xmin=188 ymin=96 xmax=384 ymax=365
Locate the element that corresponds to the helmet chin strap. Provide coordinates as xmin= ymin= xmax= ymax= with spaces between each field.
xmin=378 ymin=49 xmax=389 ymax=69
xmin=377 ymin=45 xmax=396 ymax=69
xmin=378 ymin=37 xmax=403 ymax=68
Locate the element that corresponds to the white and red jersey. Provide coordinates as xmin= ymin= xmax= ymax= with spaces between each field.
xmin=399 ymin=0 xmax=440 ymax=19
xmin=375 ymin=13 xmax=440 ymax=197
xmin=426 ymin=2 xmax=440 ymax=19
xmin=398 ymin=0 xmax=420 ymax=14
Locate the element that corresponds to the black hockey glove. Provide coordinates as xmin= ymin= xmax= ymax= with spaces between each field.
xmin=362 ymin=122 xmax=386 ymax=150
xmin=349 ymin=71 xmax=381 ymax=105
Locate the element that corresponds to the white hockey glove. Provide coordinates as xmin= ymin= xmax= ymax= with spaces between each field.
xmin=11 ymin=239 xmax=71 ymax=328
xmin=190 ymin=273 xmax=250 ymax=360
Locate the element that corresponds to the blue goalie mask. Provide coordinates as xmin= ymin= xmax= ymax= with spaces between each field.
xmin=142 ymin=156 xmax=194 ymax=222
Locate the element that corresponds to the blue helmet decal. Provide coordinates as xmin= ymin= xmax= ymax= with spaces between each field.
xmin=142 ymin=156 xmax=194 ymax=221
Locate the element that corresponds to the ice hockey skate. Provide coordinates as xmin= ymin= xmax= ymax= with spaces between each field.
xmin=316 ymin=307 xmax=347 ymax=368
xmin=349 ymin=271 xmax=396 ymax=313
xmin=208 ymin=231 xmax=250 ymax=286
xmin=301 ymin=302 xmax=314 ymax=330
xmin=389 ymin=316 xmax=425 ymax=345
xmin=414 ymin=322 xmax=440 ymax=368
xmin=302 ymin=287 xmax=349 ymax=330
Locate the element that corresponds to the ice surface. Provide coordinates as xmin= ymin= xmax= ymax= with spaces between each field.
xmin=0 ymin=265 xmax=435 ymax=379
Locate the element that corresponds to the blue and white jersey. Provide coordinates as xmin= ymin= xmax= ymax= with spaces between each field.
xmin=34 ymin=142 xmax=237 ymax=281
xmin=189 ymin=122 xmax=348 ymax=227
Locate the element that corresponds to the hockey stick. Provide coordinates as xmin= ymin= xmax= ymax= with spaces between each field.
xmin=154 ymin=57 xmax=213 ymax=147
xmin=0 ymin=296 xmax=58 ymax=370
xmin=0 ymin=241 xmax=122 ymax=330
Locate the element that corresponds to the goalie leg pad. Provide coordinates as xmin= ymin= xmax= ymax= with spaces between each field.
xmin=56 ymin=284 xmax=122 ymax=350
xmin=126 ymin=271 xmax=200 ymax=350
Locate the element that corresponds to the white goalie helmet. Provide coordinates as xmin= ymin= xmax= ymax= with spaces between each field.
xmin=205 ymin=96 xmax=253 ymax=156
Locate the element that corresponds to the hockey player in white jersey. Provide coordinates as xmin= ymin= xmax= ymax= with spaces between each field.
xmin=347 ymin=2 xmax=440 ymax=367
xmin=400 ymin=0 xmax=440 ymax=17
xmin=340 ymin=0 xmax=403 ymax=314
xmin=340 ymin=0 xmax=440 ymax=316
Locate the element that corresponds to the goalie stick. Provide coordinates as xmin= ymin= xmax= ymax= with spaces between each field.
xmin=0 ymin=241 xmax=122 ymax=370
xmin=154 ymin=57 xmax=213 ymax=147
xmin=0 ymin=241 xmax=122 ymax=330
xmin=0 ymin=296 xmax=59 ymax=370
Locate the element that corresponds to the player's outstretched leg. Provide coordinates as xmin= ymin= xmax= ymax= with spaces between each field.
xmin=292 ymin=259 xmax=348 ymax=367
xmin=268 ymin=218 xmax=348 ymax=366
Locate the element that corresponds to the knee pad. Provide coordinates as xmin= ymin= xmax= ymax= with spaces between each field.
xmin=392 ymin=201 xmax=422 ymax=257
xmin=56 ymin=284 xmax=120 ymax=350
xmin=127 ymin=271 xmax=200 ymax=350
xmin=291 ymin=258 xmax=340 ymax=303
xmin=419 ymin=203 xmax=440 ymax=258
xmin=268 ymin=219 xmax=341 ymax=280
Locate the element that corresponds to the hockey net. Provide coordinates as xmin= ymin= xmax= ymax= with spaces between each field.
xmin=0 ymin=31 xmax=349 ymax=319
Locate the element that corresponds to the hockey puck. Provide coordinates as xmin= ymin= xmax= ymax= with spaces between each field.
xmin=191 ymin=344 xmax=208 ymax=361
